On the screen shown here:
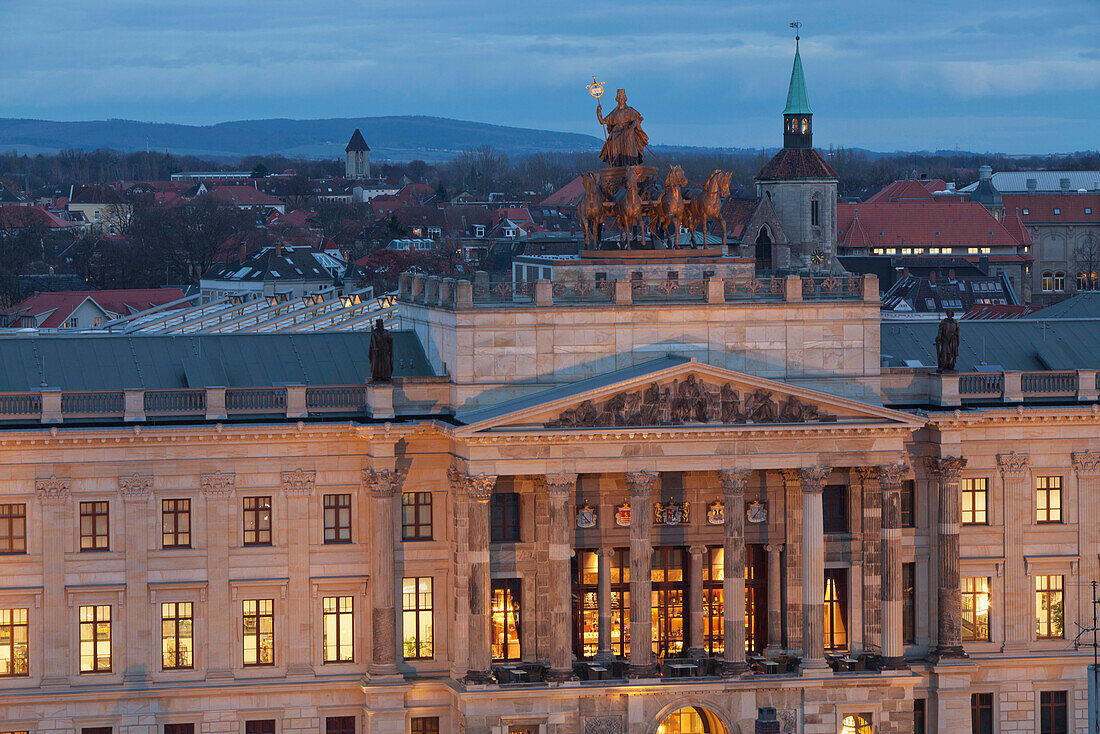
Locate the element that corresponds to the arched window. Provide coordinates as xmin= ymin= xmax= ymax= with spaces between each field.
xmin=842 ymin=714 xmax=873 ymax=734
xmin=811 ymin=196 xmax=820 ymax=227
xmin=1079 ymin=271 xmax=1100 ymax=292
xmin=801 ymin=117 xmax=809 ymax=133
xmin=1054 ymin=271 xmax=1066 ymax=292
xmin=1042 ymin=271 xmax=1054 ymax=292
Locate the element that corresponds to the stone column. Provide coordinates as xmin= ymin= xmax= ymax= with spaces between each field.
xmin=928 ymin=456 xmax=968 ymax=659
xmin=877 ymin=463 xmax=909 ymax=669
xmin=720 ymin=468 xmax=750 ymax=675
xmin=595 ymin=548 xmax=614 ymax=661
xmin=1074 ymin=452 xmax=1100 ymax=585
xmin=544 ymin=473 xmax=578 ymax=681
xmin=362 ymin=468 xmax=402 ymax=680
xmin=998 ymin=452 xmax=1030 ymax=653
xmin=119 ymin=474 xmax=153 ymax=683
xmin=35 ymin=476 xmax=70 ymax=686
xmin=626 ymin=470 xmax=658 ymax=679
xmin=449 ymin=468 xmax=497 ymax=684
xmin=765 ymin=544 xmax=784 ymax=657
xmin=686 ymin=545 xmax=706 ymax=658
xmin=855 ymin=467 xmax=883 ymax=653
xmin=201 ymin=471 xmax=235 ymax=681
xmin=800 ymin=466 xmax=831 ymax=672
xmin=283 ymin=469 xmax=317 ymax=678
xmin=779 ymin=470 xmax=803 ymax=654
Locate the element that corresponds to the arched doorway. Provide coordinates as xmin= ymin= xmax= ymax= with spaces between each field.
xmin=656 ymin=706 xmax=729 ymax=734
xmin=755 ymin=226 xmax=773 ymax=269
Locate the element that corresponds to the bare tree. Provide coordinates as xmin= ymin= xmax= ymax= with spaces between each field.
xmin=1073 ymin=234 xmax=1100 ymax=291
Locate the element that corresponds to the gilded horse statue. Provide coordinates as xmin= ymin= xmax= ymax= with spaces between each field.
xmin=606 ymin=165 xmax=645 ymax=248
xmin=683 ymin=170 xmax=733 ymax=247
xmin=644 ymin=165 xmax=688 ymax=246
xmin=578 ymin=172 xmax=604 ymax=248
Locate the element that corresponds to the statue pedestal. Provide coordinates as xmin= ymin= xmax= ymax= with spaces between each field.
xmin=368 ymin=383 xmax=395 ymax=420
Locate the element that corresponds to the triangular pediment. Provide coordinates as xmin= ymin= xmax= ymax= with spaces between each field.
xmin=455 ymin=357 xmax=921 ymax=435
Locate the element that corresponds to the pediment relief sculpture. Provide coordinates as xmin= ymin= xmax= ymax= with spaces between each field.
xmin=546 ymin=375 xmax=835 ymax=428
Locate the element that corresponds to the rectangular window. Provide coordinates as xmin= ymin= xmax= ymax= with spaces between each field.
xmin=824 ymin=568 xmax=848 ymax=651
xmin=243 ymin=496 xmax=272 ymax=546
xmin=960 ymin=478 xmax=988 ymax=525
xmin=971 ymin=693 xmax=993 ymax=734
xmin=325 ymin=716 xmax=355 ymax=734
xmin=961 ymin=577 xmax=991 ymax=641
xmin=242 ymin=599 xmax=275 ymax=666
xmin=1036 ymin=476 xmax=1062 ymax=523
xmin=491 ymin=579 xmax=522 ymax=661
xmin=164 ymin=726 xmax=195 ymax=734
xmin=78 ymin=605 xmax=112 ymax=672
xmin=82 ymin=729 xmax=112 ymax=734
xmin=822 ymin=484 xmax=848 ymax=533
xmin=490 ymin=492 xmax=520 ymax=542
xmin=79 ymin=501 xmax=110 ymax=551
xmin=811 ymin=199 xmax=820 ymax=226
xmin=401 ymin=492 xmax=433 ymax=541
xmin=323 ymin=596 xmax=354 ymax=663
xmin=161 ymin=499 xmax=191 ymax=548
xmin=323 ymin=494 xmax=352 ymax=544
xmin=411 ymin=718 xmax=440 ymax=734
xmin=1040 ymin=690 xmax=1068 ymax=734
xmin=900 ymin=480 xmax=915 ymax=527
xmin=914 ymin=698 xmax=926 ymax=734
xmin=161 ymin=602 xmax=193 ymax=669
xmin=245 ymin=722 xmax=275 ymax=734
xmin=1035 ymin=575 xmax=1064 ymax=639
xmin=651 ymin=547 xmax=688 ymax=657
xmin=402 ymin=577 xmax=433 ymax=659
xmin=902 ymin=562 xmax=916 ymax=645
xmin=0 ymin=608 xmax=29 ymax=676
xmin=0 ymin=504 xmax=26 ymax=553
xmin=703 ymin=546 xmax=725 ymax=656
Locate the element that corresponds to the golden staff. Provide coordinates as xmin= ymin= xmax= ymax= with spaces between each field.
xmin=587 ymin=75 xmax=607 ymax=143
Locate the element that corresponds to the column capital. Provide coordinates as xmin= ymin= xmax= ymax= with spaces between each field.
xmin=1073 ymin=451 xmax=1100 ymax=476
xmin=719 ymin=469 xmax=751 ymax=494
xmin=926 ymin=456 xmax=967 ymax=479
xmin=200 ymin=470 xmax=235 ymax=498
xmin=688 ymin=544 xmax=708 ymax=558
xmin=449 ymin=466 xmax=497 ymax=502
xmin=625 ymin=470 xmax=658 ymax=497
xmin=542 ymin=472 xmax=578 ymax=500
xmin=34 ymin=475 xmax=70 ymax=504
xmin=596 ymin=547 xmax=616 ymax=559
xmin=799 ymin=466 xmax=831 ymax=494
xmin=997 ymin=452 xmax=1030 ymax=478
xmin=361 ymin=468 xmax=400 ymax=498
xmin=875 ymin=462 xmax=910 ymax=490
xmin=765 ymin=543 xmax=785 ymax=554
xmin=118 ymin=473 xmax=153 ymax=501
xmin=282 ymin=468 xmax=316 ymax=496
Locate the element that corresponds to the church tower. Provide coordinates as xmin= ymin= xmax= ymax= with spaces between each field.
xmin=345 ymin=129 xmax=370 ymax=179
xmin=755 ymin=35 xmax=839 ymax=271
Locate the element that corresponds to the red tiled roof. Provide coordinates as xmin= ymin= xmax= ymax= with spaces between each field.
xmin=864 ymin=179 xmax=941 ymax=203
xmin=1003 ymin=193 xmax=1100 ymax=223
xmin=0 ymin=204 xmax=78 ymax=229
xmin=203 ymin=186 xmax=285 ymax=207
xmin=718 ymin=198 xmax=760 ymax=240
xmin=837 ymin=201 xmax=1027 ymax=249
xmin=755 ymin=148 xmax=836 ymax=180
xmin=1 ymin=289 xmax=186 ymax=329
xmin=1000 ymin=213 xmax=1032 ymax=245
xmin=542 ymin=175 xmax=585 ymax=205
xmin=69 ymin=185 xmax=126 ymax=204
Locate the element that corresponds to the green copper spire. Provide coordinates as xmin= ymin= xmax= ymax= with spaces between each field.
xmin=783 ymin=39 xmax=812 ymax=115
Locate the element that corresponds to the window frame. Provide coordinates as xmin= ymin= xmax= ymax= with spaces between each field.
xmin=960 ymin=576 xmax=992 ymax=642
xmin=322 ymin=595 xmax=355 ymax=664
xmin=161 ymin=498 xmax=192 ymax=549
xmin=650 ymin=546 xmax=688 ymax=658
xmin=242 ymin=496 xmax=272 ymax=546
xmin=1039 ymin=689 xmax=1068 ymax=734
xmin=900 ymin=480 xmax=915 ymax=528
xmin=490 ymin=492 xmax=521 ymax=543
xmin=0 ymin=503 xmax=27 ymax=554
xmin=78 ymin=604 xmax=112 ymax=673
xmin=244 ymin=721 xmax=276 ymax=734
xmin=822 ymin=484 xmax=848 ymax=534
xmin=324 ymin=717 xmax=356 ymax=734
xmin=161 ymin=601 xmax=194 ymax=670
xmin=401 ymin=491 xmax=433 ymax=541
xmin=79 ymin=501 xmax=110 ymax=552
xmin=323 ymin=493 xmax=352 ymax=544
xmin=902 ymin=562 xmax=916 ymax=645
xmin=971 ymin=692 xmax=994 ymax=734
xmin=242 ymin=598 xmax=275 ymax=667
xmin=491 ymin=578 xmax=522 ymax=662
xmin=1035 ymin=574 xmax=1065 ymax=640
xmin=1035 ymin=476 xmax=1063 ymax=524
xmin=960 ymin=478 xmax=989 ymax=525
xmin=402 ymin=576 xmax=434 ymax=660
xmin=824 ymin=567 xmax=849 ymax=651
xmin=410 ymin=718 xmax=440 ymax=734
xmin=0 ymin=607 xmax=29 ymax=677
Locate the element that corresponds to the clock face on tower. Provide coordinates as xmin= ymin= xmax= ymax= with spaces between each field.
xmin=747 ymin=501 xmax=768 ymax=524
xmin=811 ymin=248 xmax=826 ymax=266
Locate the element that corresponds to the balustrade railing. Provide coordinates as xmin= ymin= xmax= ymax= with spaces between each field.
xmin=631 ymin=278 xmax=707 ymax=302
xmin=958 ymin=373 xmax=1003 ymax=396
xmin=1021 ymin=372 xmax=1078 ymax=395
xmin=144 ymin=390 xmax=206 ymax=414
xmin=552 ymin=280 xmax=614 ymax=304
xmin=61 ymin=391 xmax=124 ymax=416
xmin=306 ymin=386 xmax=369 ymax=411
xmin=472 ymin=280 xmax=535 ymax=304
xmin=226 ymin=388 xmax=287 ymax=413
xmin=723 ymin=277 xmax=785 ymax=302
xmin=801 ymin=275 xmax=863 ymax=301
xmin=0 ymin=393 xmax=42 ymax=417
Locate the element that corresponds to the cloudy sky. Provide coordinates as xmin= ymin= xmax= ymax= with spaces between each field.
xmin=2 ymin=0 xmax=1097 ymax=153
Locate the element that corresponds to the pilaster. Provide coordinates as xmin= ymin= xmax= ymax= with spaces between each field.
xmin=798 ymin=465 xmax=831 ymax=673
xmin=200 ymin=470 xmax=236 ymax=681
xmin=449 ymin=467 xmax=498 ymax=685
xmin=282 ymin=468 xmax=316 ymax=678
xmin=877 ymin=462 xmax=909 ymax=669
xmin=35 ymin=475 xmax=70 ymax=687
xmin=927 ymin=456 xmax=968 ymax=660
xmin=719 ymin=468 xmax=750 ymax=676
xmin=625 ymin=470 xmax=658 ymax=679
xmin=119 ymin=474 xmax=153 ymax=683
xmin=997 ymin=452 xmax=1030 ymax=653
xmin=542 ymin=472 xmax=578 ymax=682
xmin=361 ymin=467 xmax=402 ymax=682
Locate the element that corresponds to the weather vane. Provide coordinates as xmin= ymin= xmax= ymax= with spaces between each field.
xmin=586 ymin=75 xmax=604 ymax=101
xmin=789 ymin=20 xmax=801 ymax=41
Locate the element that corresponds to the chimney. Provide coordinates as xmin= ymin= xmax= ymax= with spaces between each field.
xmin=1027 ymin=178 xmax=1037 ymax=193
xmin=978 ymin=165 xmax=992 ymax=181
xmin=275 ymin=240 xmax=282 ymax=257
xmin=920 ymin=172 xmax=928 ymax=180
xmin=239 ymin=242 xmax=247 ymax=264
xmin=755 ymin=707 xmax=780 ymax=734
xmin=929 ymin=271 xmax=937 ymax=285
xmin=1060 ymin=178 xmax=1071 ymax=192
xmin=948 ymin=269 xmax=956 ymax=282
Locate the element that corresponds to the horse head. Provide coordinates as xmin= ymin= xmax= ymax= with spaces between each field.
xmin=719 ymin=171 xmax=734 ymax=196
xmin=666 ymin=165 xmax=687 ymax=190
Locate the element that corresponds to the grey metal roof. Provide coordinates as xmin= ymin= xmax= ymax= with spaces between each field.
xmin=960 ymin=171 xmax=1100 ymax=194
xmin=1025 ymin=293 xmax=1100 ymax=320
xmin=455 ymin=354 xmax=691 ymax=426
xmin=201 ymin=246 xmax=336 ymax=283
xmin=881 ymin=320 xmax=1100 ymax=371
xmin=0 ymin=332 xmax=433 ymax=392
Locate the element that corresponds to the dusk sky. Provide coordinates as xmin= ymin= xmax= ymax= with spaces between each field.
xmin=2 ymin=0 xmax=1098 ymax=153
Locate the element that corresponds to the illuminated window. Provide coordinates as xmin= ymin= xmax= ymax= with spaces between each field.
xmin=824 ymin=569 xmax=848 ymax=651
xmin=491 ymin=493 xmax=521 ymax=542
xmin=702 ymin=546 xmax=724 ymax=656
xmin=841 ymin=714 xmax=872 ymax=734
xmin=0 ymin=504 xmax=26 ymax=553
xmin=161 ymin=499 xmax=191 ymax=548
xmin=971 ymin=693 xmax=994 ymax=734
xmin=243 ymin=496 xmax=272 ymax=546
xmin=1042 ymin=270 xmax=1054 ymax=292
xmin=1035 ymin=575 xmax=1064 ymax=639
xmin=401 ymin=492 xmax=432 ymax=541
xmin=1040 ymin=690 xmax=1068 ymax=734
xmin=79 ymin=501 xmax=109 ymax=551
xmin=161 ymin=602 xmax=193 ymax=669
xmin=960 ymin=478 xmax=988 ymax=525
xmin=242 ymin=599 xmax=275 ymax=666
xmin=402 ymin=577 xmax=433 ymax=659
xmin=961 ymin=577 xmax=991 ymax=641
xmin=1036 ymin=476 xmax=1062 ymax=523
xmin=79 ymin=605 xmax=112 ymax=672
xmin=573 ymin=550 xmax=599 ymax=658
xmin=651 ymin=547 xmax=687 ymax=657
xmin=0 ymin=608 xmax=29 ymax=676
xmin=323 ymin=596 xmax=354 ymax=663
xmin=323 ymin=494 xmax=352 ymax=543
xmin=1053 ymin=208 xmax=1061 ymax=215
xmin=1054 ymin=271 xmax=1066 ymax=292
xmin=491 ymin=579 xmax=522 ymax=661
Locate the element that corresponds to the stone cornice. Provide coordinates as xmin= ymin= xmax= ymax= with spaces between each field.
xmin=35 ymin=475 xmax=70 ymax=503
xmin=461 ymin=423 xmax=916 ymax=445
xmin=448 ymin=466 xmax=496 ymax=502
xmin=200 ymin=471 xmax=236 ymax=497
xmin=926 ymin=456 xmax=967 ymax=479
xmin=281 ymin=468 xmax=316 ymax=496
xmin=625 ymin=470 xmax=659 ymax=497
xmin=118 ymin=473 xmax=153 ymax=500
xmin=1073 ymin=451 xmax=1100 ymax=476
xmin=923 ymin=404 xmax=1100 ymax=429
xmin=541 ymin=472 xmax=578 ymax=500
xmin=361 ymin=468 xmax=400 ymax=499
xmin=997 ymin=452 xmax=1031 ymax=478
xmin=875 ymin=462 xmax=910 ymax=489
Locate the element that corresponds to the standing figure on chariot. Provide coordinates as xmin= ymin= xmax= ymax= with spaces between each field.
xmin=596 ymin=89 xmax=650 ymax=166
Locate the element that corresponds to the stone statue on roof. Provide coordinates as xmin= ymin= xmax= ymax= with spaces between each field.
xmin=935 ymin=310 xmax=959 ymax=372
xmin=369 ymin=318 xmax=394 ymax=382
xmin=596 ymin=89 xmax=650 ymax=167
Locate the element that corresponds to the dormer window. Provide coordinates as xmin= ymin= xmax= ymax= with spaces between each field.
xmin=1053 ymin=208 xmax=1061 ymax=215
xmin=1022 ymin=208 xmax=1029 ymax=215
xmin=474 ymin=225 xmax=485 ymax=238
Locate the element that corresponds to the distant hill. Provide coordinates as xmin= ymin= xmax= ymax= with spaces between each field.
xmin=0 ymin=116 xmax=604 ymax=162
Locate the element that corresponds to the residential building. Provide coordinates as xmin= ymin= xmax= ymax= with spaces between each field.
xmin=199 ymin=245 xmax=354 ymax=302
xmin=1003 ymin=193 xmax=1100 ymax=305
xmin=0 ymin=289 xmax=186 ymax=330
